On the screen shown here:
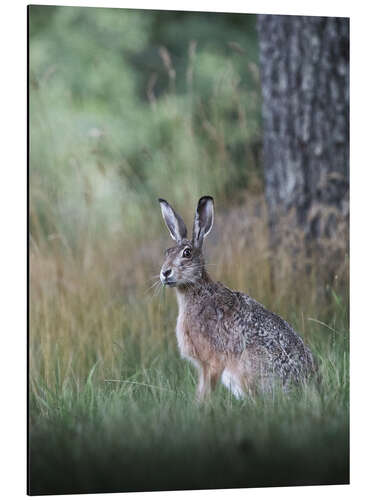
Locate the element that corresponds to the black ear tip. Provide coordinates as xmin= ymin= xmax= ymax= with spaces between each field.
xmin=198 ymin=195 xmax=214 ymax=205
xmin=158 ymin=198 xmax=167 ymax=204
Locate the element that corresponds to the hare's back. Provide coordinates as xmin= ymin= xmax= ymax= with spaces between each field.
xmin=223 ymin=290 xmax=315 ymax=381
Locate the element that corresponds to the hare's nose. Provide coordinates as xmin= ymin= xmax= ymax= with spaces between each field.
xmin=163 ymin=269 xmax=172 ymax=278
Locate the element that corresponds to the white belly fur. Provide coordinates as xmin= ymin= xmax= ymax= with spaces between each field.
xmin=175 ymin=297 xmax=200 ymax=368
xmin=221 ymin=369 xmax=244 ymax=399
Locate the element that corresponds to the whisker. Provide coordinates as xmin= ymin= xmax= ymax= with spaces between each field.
xmin=144 ymin=279 xmax=167 ymax=302
xmin=144 ymin=280 xmax=161 ymax=295
xmin=151 ymin=282 xmax=163 ymax=299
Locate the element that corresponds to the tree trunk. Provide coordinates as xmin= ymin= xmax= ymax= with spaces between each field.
xmin=257 ymin=15 xmax=349 ymax=246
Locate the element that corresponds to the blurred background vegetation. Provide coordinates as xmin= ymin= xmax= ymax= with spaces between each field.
xmin=29 ymin=6 xmax=349 ymax=495
xmin=30 ymin=5 xmax=262 ymax=248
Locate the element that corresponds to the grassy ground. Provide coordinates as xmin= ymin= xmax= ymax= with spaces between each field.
xmin=29 ymin=319 xmax=349 ymax=495
xmin=29 ymin=204 xmax=349 ymax=495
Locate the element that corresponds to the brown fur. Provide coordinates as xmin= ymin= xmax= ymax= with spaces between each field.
xmin=159 ymin=197 xmax=316 ymax=401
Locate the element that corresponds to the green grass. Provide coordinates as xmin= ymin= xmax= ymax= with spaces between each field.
xmin=29 ymin=288 xmax=349 ymax=495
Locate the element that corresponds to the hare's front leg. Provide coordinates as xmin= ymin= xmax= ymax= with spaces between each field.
xmin=196 ymin=363 xmax=222 ymax=402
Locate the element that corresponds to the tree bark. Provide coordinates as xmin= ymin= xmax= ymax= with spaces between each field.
xmin=257 ymin=15 xmax=349 ymax=245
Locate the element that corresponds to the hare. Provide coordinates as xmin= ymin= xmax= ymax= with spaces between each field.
xmin=158 ymin=196 xmax=316 ymax=401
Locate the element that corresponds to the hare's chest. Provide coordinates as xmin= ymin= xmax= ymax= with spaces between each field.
xmin=175 ymin=296 xmax=216 ymax=367
xmin=176 ymin=307 xmax=194 ymax=360
xmin=175 ymin=296 xmax=201 ymax=366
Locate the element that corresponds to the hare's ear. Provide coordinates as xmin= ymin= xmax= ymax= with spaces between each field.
xmin=158 ymin=198 xmax=187 ymax=243
xmin=192 ymin=196 xmax=214 ymax=249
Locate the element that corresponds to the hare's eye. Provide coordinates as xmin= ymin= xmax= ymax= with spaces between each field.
xmin=182 ymin=248 xmax=192 ymax=258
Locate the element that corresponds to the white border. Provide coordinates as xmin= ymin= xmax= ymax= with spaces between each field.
xmin=1 ymin=0 xmax=375 ymax=498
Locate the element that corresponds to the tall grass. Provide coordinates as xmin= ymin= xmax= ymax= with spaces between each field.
xmin=29 ymin=193 xmax=349 ymax=494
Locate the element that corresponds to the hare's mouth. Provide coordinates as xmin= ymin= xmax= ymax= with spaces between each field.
xmin=163 ymin=280 xmax=177 ymax=287
xmin=160 ymin=277 xmax=178 ymax=287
